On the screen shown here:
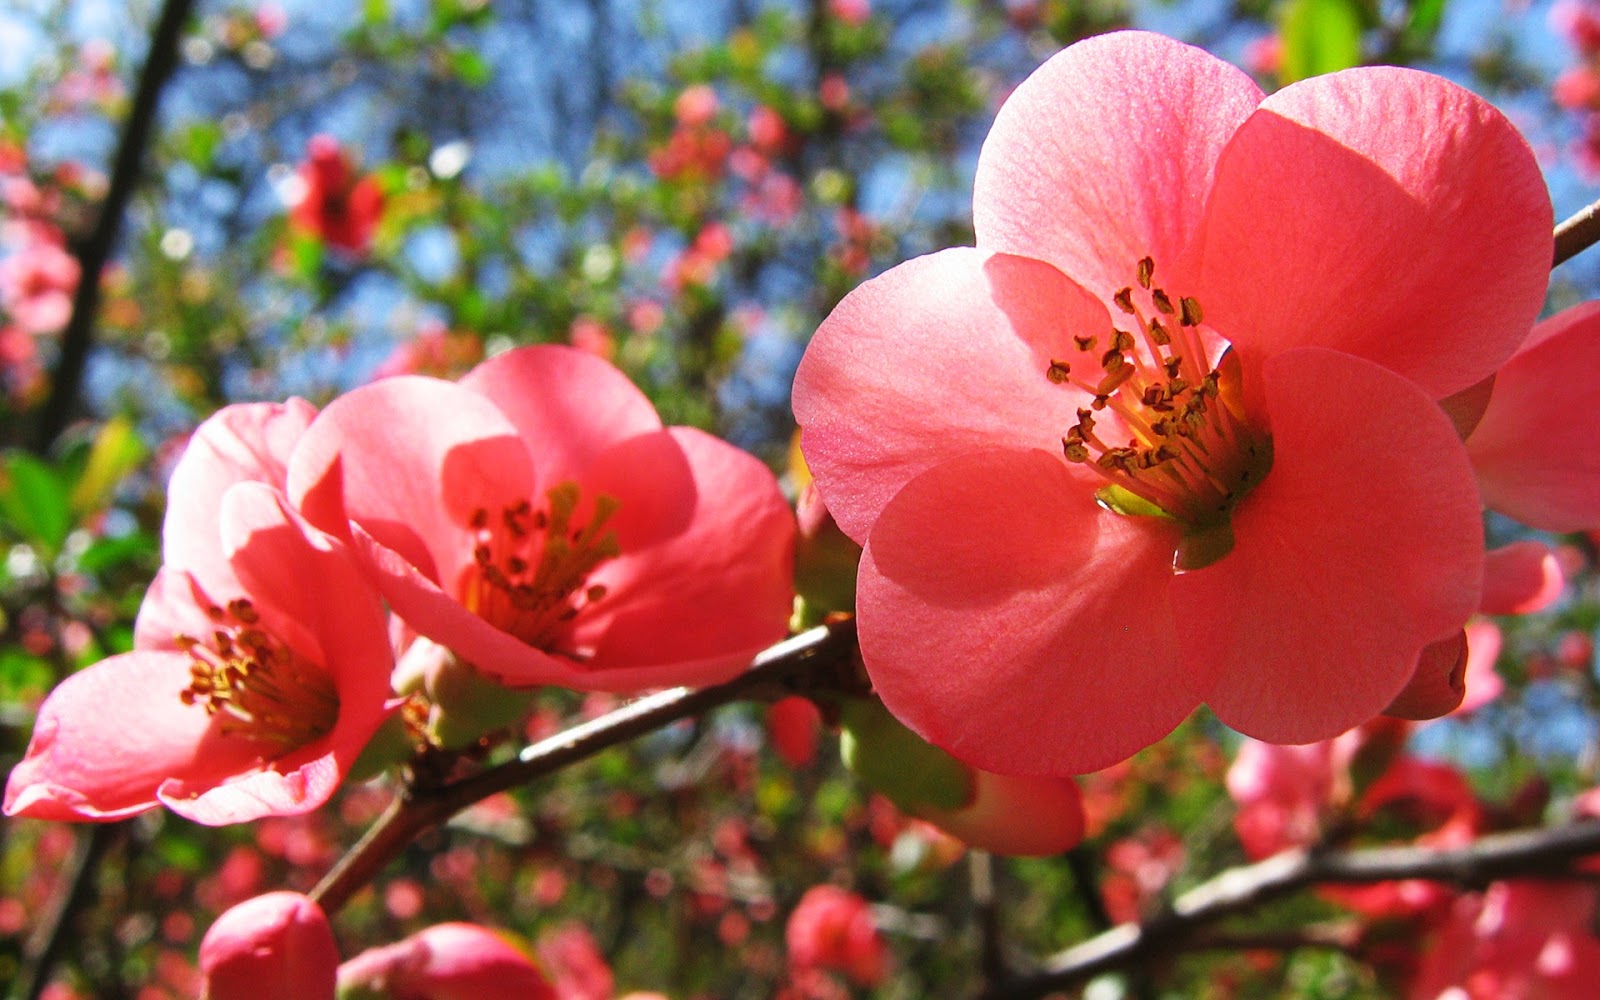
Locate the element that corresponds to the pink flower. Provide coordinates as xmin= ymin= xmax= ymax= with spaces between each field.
xmin=3 ymin=402 xmax=395 ymax=824
xmin=338 ymin=923 xmax=557 ymax=1000
xmin=287 ymin=344 xmax=794 ymax=692
xmin=198 ymin=892 xmax=337 ymax=1000
xmin=1466 ymin=300 xmax=1600 ymax=532
xmin=786 ymin=886 xmax=888 ymax=988
xmin=791 ymin=31 xmax=1550 ymax=775
xmin=0 ymin=238 xmax=79 ymax=334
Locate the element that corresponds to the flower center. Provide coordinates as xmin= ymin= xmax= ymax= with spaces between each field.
xmin=462 ymin=480 xmax=621 ymax=655
xmin=178 ymin=598 xmax=339 ymax=748
xmin=1046 ymin=257 xmax=1272 ymax=569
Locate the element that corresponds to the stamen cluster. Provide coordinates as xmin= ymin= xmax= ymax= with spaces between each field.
xmin=178 ymin=598 xmax=340 ymax=748
xmin=1047 ymin=257 xmax=1266 ymax=527
xmin=465 ymin=480 xmax=622 ymax=654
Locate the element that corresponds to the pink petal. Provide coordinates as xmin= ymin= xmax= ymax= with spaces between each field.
xmin=1383 ymin=630 xmax=1468 ymax=721
xmin=573 ymin=427 xmax=795 ymax=689
xmin=199 ymin=892 xmax=337 ymax=1000
xmin=286 ymin=375 xmax=534 ymax=585
xmin=1481 ymin=540 xmax=1567 ymax=614
xmin=219 ymin=483 xmax=391 ymax=700
xmin=1186 ymin=348 xmax=1485 ymax=743
xmin=973 ymin=30 xmax=1262 ymax=299
xmin=2 ymin=652 xmax=266 ymax=821
xmin=857 ymin=448 xmax=1201 ymax=777
xmin=460 ymin=344 xmax=663 ymax=488
xmin=916 ymin=771 xmax=1085 ymax=857
xmin=792 ymin=248 xmax=1108 ymax=542
xmin=159 ymin=753 xmax=341 ymax=825
xmin=1467 ymin=301 xmax=1600 ymax=531
xmin=1195 ymin=67 xmax=1551 ymax=401
xmin=163 ymin=399 xmax=317 ymax=595
xmin=347 ymin=520 xmax=581 ymax=686
xmin=1454 ymin=618 xmax=1504 ymax=716
xmin=132 ymin=566 xmax=227 ymax=651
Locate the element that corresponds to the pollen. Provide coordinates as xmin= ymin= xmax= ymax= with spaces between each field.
xmin=178 ymin=599 xmax=339 ymax=748
xmin=1046 ymin=257 xmax=1272 ymax=558
xmin=463 ymin=480 xmax=622 ymax=657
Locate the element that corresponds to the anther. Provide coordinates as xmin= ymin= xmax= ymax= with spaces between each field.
xmin=1046 ymin=360 xmax=1072 ymax=383
xmin=1113 ymin=288 xmax=1135 ymax=314
xmin=1151 ymin=289 xmax=1175 ymax=315
xmin=1180 ymin=297 xmax=1203 ymax=326
xmin=1136 ymin=257 xmax=1155 ymax=290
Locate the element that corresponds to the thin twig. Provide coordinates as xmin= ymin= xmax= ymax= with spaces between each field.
xmin=32 ymin=0 xmax=197 ymax=453
xmin=969 ymin=850 xmax=1007 ymax=986
xmin=311 ymin=619 xmax=860 ymax=916
xmin=12 ymin=821 xmax=125 ymax=1000
xmin=1553 ymin=195 xmax=1600 ymax=268
xmin=975 ymin=819 xmax=1600 ymax=1000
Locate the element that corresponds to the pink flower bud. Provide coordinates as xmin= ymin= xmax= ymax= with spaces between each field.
xmin=199 ymin=892 xmax=337 ymax=1000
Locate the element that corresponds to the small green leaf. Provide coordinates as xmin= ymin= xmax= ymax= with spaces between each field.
xmin=1280 ymin=0 xmax=1364 ymax=83
xmin=449 ymin=48 xmax=492 ymax=87
xmin=0 ymin=452 xmax=72 ymax=556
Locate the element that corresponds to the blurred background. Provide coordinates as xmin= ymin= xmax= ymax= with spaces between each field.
xmin=1 ymin=0 xmax=1598 ymax=997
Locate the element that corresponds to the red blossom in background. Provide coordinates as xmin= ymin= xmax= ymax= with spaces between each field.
xmin=288 ymin=344 xmax=795 ymax=692
xmin=1408 ymin=881 xmax=1600 ymax=999
xmin=785 ymin=885 xmax=888 ymax=992
xmin=792 ymin=29 xmax=1552 ymax=776
xmin=289 ymin=134 xmax=384 ymax=255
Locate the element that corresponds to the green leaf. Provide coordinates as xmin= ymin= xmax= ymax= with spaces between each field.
xmin=1405 ymin=0 xmax=1448 ymax=44
xmin=0 ymin=452 xmax=72 ymax=556
xmin=0 ymin=647 xmax=54 ymax=701
xmin=449 ymin=48 xmax=492 ymax=87
xmin=1280 ymin=0 xmax=1364 ymax=83
xmin=840 ymin=698 xmax=974 ymax=812
xmin=74 ymin=531 xmax=157 ymax=575
xmin=68 ymin=416 xmax=147 ymax=518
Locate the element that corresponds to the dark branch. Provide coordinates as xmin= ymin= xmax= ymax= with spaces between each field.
xmin=311 ymin=618 xmax=860 ymax=915
xmin=977 ymin=819 xmax=1600 ymax=1000
xmin=32 ymin=0 xmax=197 ymax=453
xmin=11 ymin=822 xmax=125 ymax=1000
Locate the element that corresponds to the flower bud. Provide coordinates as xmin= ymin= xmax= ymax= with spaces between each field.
xmin=200 ymin=892 xmax=337 ymax=1000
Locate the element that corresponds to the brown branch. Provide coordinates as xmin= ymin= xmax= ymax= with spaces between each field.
xmin=32 ymin=0 xmax=197 ymax=453
xmin=311 ymin=618 xmax=860 ymax=916
xmin=1554 ymin=196 xmax=1600 ymax=268
xmin=976 ymin=819 xmax=1600 ymax=1000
